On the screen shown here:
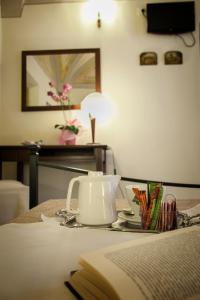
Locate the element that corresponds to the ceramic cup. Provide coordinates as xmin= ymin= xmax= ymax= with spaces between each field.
xmin=125 ymin=183 xmax=147 ymax=218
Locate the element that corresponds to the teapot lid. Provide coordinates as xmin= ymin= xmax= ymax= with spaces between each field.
xmin=78 ymin=172 xmax=121 ymax=182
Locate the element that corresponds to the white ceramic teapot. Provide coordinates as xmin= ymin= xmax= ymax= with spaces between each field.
xmin=66 ymin=171 xmax=121 ymax=225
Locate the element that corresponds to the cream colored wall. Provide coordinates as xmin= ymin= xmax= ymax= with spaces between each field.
xmin=0 ymin=5 xmax=2 ymax=138
xmin=1 ymin=1 xmax=200 ymax=201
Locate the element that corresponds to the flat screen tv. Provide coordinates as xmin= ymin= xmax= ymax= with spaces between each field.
xmin=147 ymin=1 xmax=195 ymax=34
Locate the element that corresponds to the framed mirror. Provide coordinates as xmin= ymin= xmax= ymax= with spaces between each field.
xmin=21 ymin=48 xmax=101 ymax=111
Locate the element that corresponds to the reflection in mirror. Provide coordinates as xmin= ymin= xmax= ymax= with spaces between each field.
xmin=22 ymin=48 xmax=101 ymax=111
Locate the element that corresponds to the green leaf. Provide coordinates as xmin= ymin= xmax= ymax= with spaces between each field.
xmin=54 ymin=124 xmax=64 ymax=130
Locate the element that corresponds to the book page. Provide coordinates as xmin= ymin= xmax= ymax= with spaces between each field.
xmin=106 ymin=227 xmax=200 ymax=299
xmin=80 ymin=226 xmax=200 ymax=300
xmin=70 ymin=270 xmax=110 ymax=300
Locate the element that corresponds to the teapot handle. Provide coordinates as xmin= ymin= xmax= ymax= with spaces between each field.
xmin=66 ymin=177 xmax=80 ymax=214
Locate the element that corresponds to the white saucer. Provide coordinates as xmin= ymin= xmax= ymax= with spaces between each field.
xmin=118 ymin=211 xmax=141 ymax=224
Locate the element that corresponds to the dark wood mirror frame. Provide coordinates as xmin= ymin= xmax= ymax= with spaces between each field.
xmin=21 ymin=48 xmax=101 ymax=112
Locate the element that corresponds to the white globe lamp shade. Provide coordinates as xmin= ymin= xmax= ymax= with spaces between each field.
xmin=80 ymin=92 xmax=111 ymax=127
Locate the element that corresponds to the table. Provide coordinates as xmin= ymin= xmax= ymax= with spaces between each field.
xmin=0 ymin=144 xmax=108 ymax=208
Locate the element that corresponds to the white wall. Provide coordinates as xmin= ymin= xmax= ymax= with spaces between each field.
xmin=0 ymin=5 xmax=2 ymax=139
xmin=1 ymin=1 xmax=200 ymax=200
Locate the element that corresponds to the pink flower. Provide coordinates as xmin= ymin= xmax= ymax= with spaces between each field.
xmin=67 ymin=119 xmax=78 ymax=125
xmin=62 ymin=96 xmax=68 ymax=101
xmin=53 ymin=95 xmax=60 ymax=102
xmin=47 ymin=91 xmax=53 ymax=97
xmin=47 ymin=82 xmax=72 ymax=104
xmin=63 ymin=83 xmax=72 ymax=93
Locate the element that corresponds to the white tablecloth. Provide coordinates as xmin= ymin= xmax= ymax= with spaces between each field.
xmin=0 ymin=222 xmax=151 ymax=300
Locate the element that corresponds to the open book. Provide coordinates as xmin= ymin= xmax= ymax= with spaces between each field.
xmin=66 ymin=226 xmax=200 ymax=300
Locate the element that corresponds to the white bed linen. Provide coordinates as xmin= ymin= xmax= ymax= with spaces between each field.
xmin=0 ymin=222 xmax=151 ymax=300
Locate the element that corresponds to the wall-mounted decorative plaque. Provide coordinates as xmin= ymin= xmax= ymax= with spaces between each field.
xmin=140 ymin=52 xmax=157 ymax=65
xmin=164 ymin=51 xmax=183 ymax=65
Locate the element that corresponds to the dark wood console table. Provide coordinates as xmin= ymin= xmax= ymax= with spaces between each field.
xmin=0 ymin=144 xmax=108 ymax=208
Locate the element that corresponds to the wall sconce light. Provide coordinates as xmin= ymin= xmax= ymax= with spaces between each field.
xmin=83 ymin=0 xmax=117 ymax=28
xmin=97 ymin=11 xmax=101 ymax=28
xmin=80 ymin=92 xmax=111 ymax=144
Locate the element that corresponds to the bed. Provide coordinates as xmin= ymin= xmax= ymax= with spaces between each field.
xmin=0 ymin=198 xmax=199 ymax=300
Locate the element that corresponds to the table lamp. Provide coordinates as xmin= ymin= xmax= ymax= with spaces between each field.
xmin=81 ymin=92 xmax=110 ymax=144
